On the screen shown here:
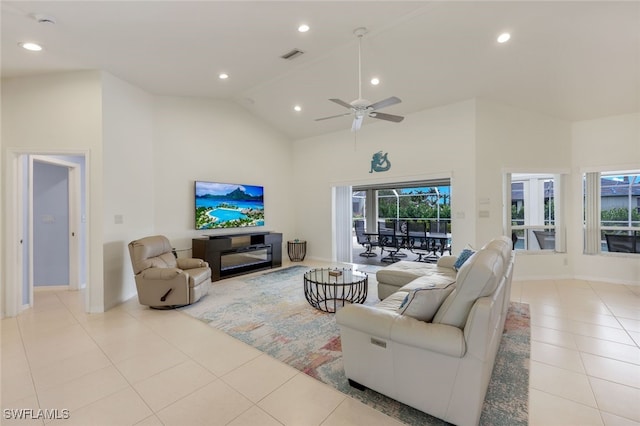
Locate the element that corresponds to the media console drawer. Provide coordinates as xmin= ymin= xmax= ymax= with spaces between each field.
xmin=192 ymin=232 xmax=282 ymax=281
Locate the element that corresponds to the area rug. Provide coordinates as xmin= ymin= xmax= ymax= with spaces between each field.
xmin=181 ymin=266 xmax=530 ymax=425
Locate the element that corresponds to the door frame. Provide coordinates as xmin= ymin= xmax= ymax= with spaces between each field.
xmin=4 ymin=149 xmax=88 ymax=316
xmin=30 ymin=155 xmax=81 ymax=297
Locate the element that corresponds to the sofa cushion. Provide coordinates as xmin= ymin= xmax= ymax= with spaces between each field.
xmin=399 ymin=274 xmax=456 ymax=292
xmin=482 ymin=236 xmax=512 ymax=267
xmin=398 ymin=281 xmax=456 ymax=322
xmin=376 ymin=261 xmax=456 ymax=288
xmin=453 ymin=248 xmax=475 ymax=271
xmin=375 ymin=292 xmax=409 ymax=312
xmin=433 ymin=248 xmax=503 ymax=328
xmin=436 ymin=255 xmax=458 ymax=269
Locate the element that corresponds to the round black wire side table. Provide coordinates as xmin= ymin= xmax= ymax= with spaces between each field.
xmin=287 ymin=240 xmax=307 ymax=261
xmin=303 ymin=268 xmax=368 ymax=313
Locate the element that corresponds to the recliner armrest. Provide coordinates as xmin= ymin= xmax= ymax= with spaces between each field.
xmin=176 ymin=258 xmax=209 ymax=270
xmin=336 ymin=304 xmax=466 ymax=358
xmin=140 ymin=268 xmax=183 ymax=280
xmin=391 ymin=315 xmax=465 ymax=357
xmin=336 ymin=304 xmax=396 ymax=340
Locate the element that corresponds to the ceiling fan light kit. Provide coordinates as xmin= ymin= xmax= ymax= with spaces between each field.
xmin=315 ymin=27 xmax=405 ymax=131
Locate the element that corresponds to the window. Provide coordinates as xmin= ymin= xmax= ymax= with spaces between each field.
xmin=352 ymin=181 xmax=452 ymax=233
xmin=506 ymin=173 xmax=565 ymax=252
xmin=584 ymin=171 xmax=640 ymax=254
xmin=377 ymin=186 xmax=451 ymax=231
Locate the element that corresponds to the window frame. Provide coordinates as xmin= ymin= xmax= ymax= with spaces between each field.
xmin=583 ymin=169 xmax=640 ymax=255
xmin=504 ymin=171 xmax=567 ymax=253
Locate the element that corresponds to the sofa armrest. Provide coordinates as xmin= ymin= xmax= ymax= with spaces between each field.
xmin=336 ymin=304 xmax=396 ymax=340
xmin=337 ymin=304 xmax=466 ymax=358
xmin=177 ymin=258 xmax=209 ymax=270
xmin=141 ymin=268 xmax=184 ymax=280
xmin=391 ymin=315 xmax=466 ymax=357
xmin=436 ymin=255 xmax=458 ymax=269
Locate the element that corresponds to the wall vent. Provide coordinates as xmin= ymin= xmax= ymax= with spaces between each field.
xmin=281 ymin=49 xmax=304 ymax=60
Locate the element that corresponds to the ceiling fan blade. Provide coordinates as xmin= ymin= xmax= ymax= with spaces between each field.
xmin=352 ymin=116 xmax=364 ymax=131
xmin=329 ymin=98 xmax=353 ymax=109
xmin=369 ymin=96 xmax=402 ymax=111
xmin=315 ymin=112 xmax=352 ymax=121
xmin=369 ymin=111 xmax=404 ymax=123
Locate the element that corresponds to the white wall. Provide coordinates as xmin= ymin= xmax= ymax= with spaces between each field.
xmin=1 ymin=79 xmax=3 ymax=316
xmin=152 ymin=96 xmax=296 ymax=251
xmin=475 ymin=99 xmax=574 ymax=280
xmin=571 ymin=113 xmax=640 ymax=285
xmin=2 ymin=71 xmax=637 ymax=317
xmin=292 ymin=98 xmax=639 ymax=285
xmin=292 ymin=100 xmax=476 ymax=261
xmin=2 ymin=71 xmax=296 ymax=315
xmin=101 ymin=72 xmax=155 ymax=310
xmin=1 ymin=71 xmax=105 ymax=313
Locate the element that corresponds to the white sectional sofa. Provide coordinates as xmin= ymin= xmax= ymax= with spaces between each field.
xmin=336 ymin=236 xmax=515 ymax=426
xmin=376 ymin=255 xmax=458 ymax=300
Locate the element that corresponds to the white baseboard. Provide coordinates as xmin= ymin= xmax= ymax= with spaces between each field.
xmin=34 ymin=285 xmax=70 ymax=292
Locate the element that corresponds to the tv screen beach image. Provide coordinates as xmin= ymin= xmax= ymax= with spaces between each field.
xmin=195 ymin=181 xmax=264 ymax=229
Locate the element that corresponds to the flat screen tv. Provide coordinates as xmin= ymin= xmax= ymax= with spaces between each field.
xmin=195 ymin=181 xmax=264 ymax=230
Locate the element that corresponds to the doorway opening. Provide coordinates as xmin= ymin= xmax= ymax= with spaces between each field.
xmin=5 ymin=152 xmax=88 ymax=316
xmin=333 ymin=178 xmax=452 ymax=265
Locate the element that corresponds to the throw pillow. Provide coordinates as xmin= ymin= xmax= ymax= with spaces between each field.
xmin=453 ymin=248 xmax=475 ymax=271
xmin=397 ymin=282 xmax=456 ymax=322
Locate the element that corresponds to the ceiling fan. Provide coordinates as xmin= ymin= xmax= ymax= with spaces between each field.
xmin=315 ymin=27 xmax=404 ymax=131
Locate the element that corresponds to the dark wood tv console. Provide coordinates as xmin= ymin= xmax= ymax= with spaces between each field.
xmin=192 ymin=231 xmax=282 ymax=281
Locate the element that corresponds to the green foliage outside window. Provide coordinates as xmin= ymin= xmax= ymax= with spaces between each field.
xmin=378 ymin=192 xmax=451 ymax=220
xmin=601 ymin=207 xmax=640 ymax=226
xmin=511 ymin=205 xmax=524 ymax=225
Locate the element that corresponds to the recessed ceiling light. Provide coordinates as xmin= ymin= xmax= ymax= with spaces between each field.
xmin=298 ymin=24 xmax=310 ymax=33
xmin=497 ymin=33 xmax=511 ymax=43
xmin=294 ymin=105 xmax=302 ymax=112
xmin=370 ymin=77 xmax=380 ymax=86
xmin=19 ymin=42 xmax=43 ymax=51
xmin=218 ymin=73 xmax=229 ymax=80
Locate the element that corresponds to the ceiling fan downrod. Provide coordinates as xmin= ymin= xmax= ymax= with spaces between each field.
xmin=354 ymin=27 xmax=367 ymax=102
xmin=313 ymin=26 xmax=404 ymax=130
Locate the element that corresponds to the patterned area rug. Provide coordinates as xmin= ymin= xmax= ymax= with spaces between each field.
xmin=181 ymin=266 xmax=530 ymax=425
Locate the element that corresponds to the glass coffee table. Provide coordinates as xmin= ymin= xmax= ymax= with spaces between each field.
xmin=304 ymin=268 xmax=368 ymax=313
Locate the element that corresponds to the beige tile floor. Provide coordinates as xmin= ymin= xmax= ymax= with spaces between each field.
xmin=2 ymin=266 xmax=639 ymax=426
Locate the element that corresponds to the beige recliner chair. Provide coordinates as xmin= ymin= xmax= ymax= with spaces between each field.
xmin=128 ymin=235 xmax=211 ymax=309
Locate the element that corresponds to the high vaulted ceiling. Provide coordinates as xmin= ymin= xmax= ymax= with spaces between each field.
xmin=2 ymin=1 xmax=639 ymax=140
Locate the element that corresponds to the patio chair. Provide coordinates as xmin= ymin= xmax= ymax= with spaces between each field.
xmin=354 ymin=220 xmax=378 ymax=257
xmin=429 ymin=220 xmax=451 ymax=255
xmin=605 ymin=234 xmax=638 ymax=253
xmin=379 ymin=219 xmax=403 ymax=263
xmin=407 ymin=220 xmax=433 ymax=262
xmin=533 ymin=230 xmax=555 ymax=250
